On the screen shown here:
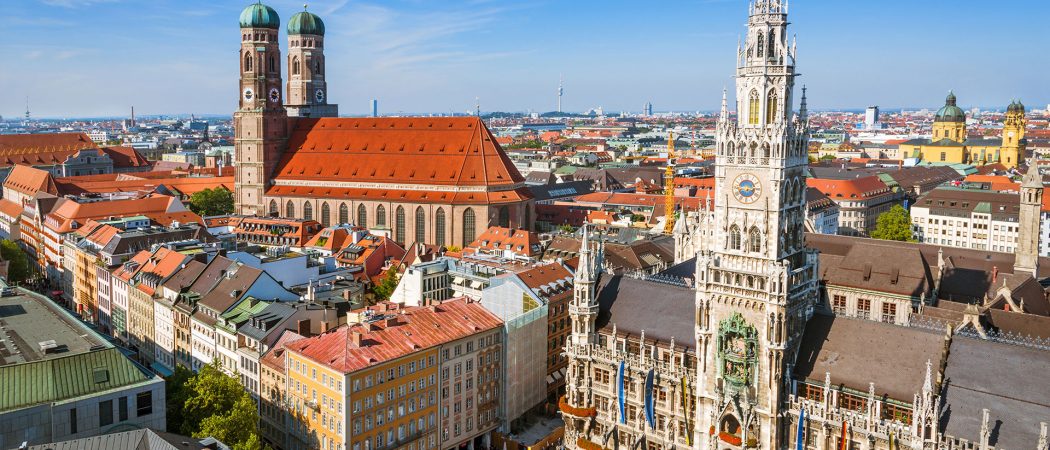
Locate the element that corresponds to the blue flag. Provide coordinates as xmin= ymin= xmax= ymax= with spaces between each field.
xmin=796 ymin=409 xmax=806 ymax=450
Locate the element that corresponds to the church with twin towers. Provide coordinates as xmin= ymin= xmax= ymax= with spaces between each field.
xmin=561 ymin=2 xmax=1050 ymax=450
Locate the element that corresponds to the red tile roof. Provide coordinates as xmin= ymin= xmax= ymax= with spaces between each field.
xmin=806 ymin=176 xmax=892 ymax=200
xmin=573 ymin=192 xmax=710 ymax=210
xmin=467 ymin=226 xmax=541 ymax=256
xmin=100 ymin=146 xmax=151 ymax=168
xmin=273 ymin=117 xmax=525 ymax=190
xmin=4 ymin=165 xmax=57 ymax=197
xmin=0 ymin=132 xmax=98 ymax=167
xmin=284 ymin=299 xmax=502 ymax=374
xmin=0 ymin=198 xmax=24 ymax=220
xmin=45 ymin=194 xmax=201 ymax=234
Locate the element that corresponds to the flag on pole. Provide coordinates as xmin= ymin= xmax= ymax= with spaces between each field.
xmin=795 ymin=409 xmax=806 ymax=450
xmin=839 ymin=421 xmax=849 ymax=450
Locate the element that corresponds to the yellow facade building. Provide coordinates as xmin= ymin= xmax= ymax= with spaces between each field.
xmin=898 ymin=92 xmax=1027 ymax=169
xmin=281 ymin=299 xmax=503 ymax=450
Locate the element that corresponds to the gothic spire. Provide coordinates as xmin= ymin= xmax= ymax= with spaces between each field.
xmin=798 ymin=85 xmax=808 ymax=120
xmin=719 ymin=87 xmax=729 ymax=122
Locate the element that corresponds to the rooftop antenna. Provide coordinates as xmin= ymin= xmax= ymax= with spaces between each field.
xmin=557 ymin=74 xmax=564 ymax=113
xmin=24 ymin=96 xmax=30 ymax=122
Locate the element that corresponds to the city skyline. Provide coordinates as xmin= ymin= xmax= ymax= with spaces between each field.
xmin=1 ymin=0 xmax=1047 ymax=118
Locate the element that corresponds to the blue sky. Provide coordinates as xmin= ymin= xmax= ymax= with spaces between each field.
xmin=1 ymin=0 xmax=1047 ymax=118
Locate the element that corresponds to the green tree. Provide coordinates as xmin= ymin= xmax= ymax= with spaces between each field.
xmin=176 ymin=362 xmax=269 ymax=449
xmin=188 ymin=187 xmax=234 ymax=217
xmin=370 ymin=266 xmax=400 ymax=302
xmin=870 ymin=204 xmax=915 ymax=242
xmin=0 ymin=239 xmax=31 ymax=285
xmin=164 ymin=365 xmax=194 ymax=432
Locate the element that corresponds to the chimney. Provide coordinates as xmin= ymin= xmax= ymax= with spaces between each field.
xmin=297 ymin=319 xmax=311 ymax=336
xmin=992 ymin=266 xmax=998 ymax=284
xmin=351 ymin=331 xmax=364 ymax=347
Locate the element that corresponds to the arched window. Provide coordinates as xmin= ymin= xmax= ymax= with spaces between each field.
xmin=320 ymin=203 xmax=330 ymax=227
xmin=376 ymin=205 xmax=386 ymax=227
xmin=729 ymin=225 xmax=741 ymax=250
xmin=269 ymin=55 xmax=275 ymax=73
xmin=357 ymin=204 xmax=367 ymax=227
xmin=498 ymin=206 xmax=510 ymax=228
xmin=268 ymin=200 xmax=278 ymax=216
xmin=415 ymin=207 xmax=426 ymax=244
xmin=748 ymin=90 xmax=760 ymax=125
xmin=315 ymin=60 xmax=322 ymax=75
xmin=303 ymin=202 xmax=313 ymax=221
xmin=395 ymin=206 xmax=406 ymax=243
xmin=766 ymin=89 xmax=778 ymax=124
xmin=462 ymin=208 xmax=476 ymax=246
xmin=756 ymin=32 xmax=764 ymax=58
xmin=767 ymin=31 xmax=775 ymax=58
xmin=244 ymin=52 xmax=253 ymax=72
xmin=286 ymin=200 xmax=295 ymax=218
xmin=339 ymin=203 xmax=349 ymax=225
xmin=749 ymin=227 xmax=762 ymax=253
xmin=292 ymin=56 xmax=300 ymax=76
xmin=435 ymin=208 xmax=446 ymax=247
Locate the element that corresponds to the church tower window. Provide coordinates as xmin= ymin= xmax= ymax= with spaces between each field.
xmin=292 ymin=56 xmax=300 ymax=76
xmin=244 ymin=52 xmax=253 ymax=72
xmin=766 ymin=89 xmax=778 ymax=124
xmin=748 ymin=227 xmax=762 ymax=253
xmin=498 ymin=206 xmax=510 ymax=228
xmin=756 ymin=32 xmax=764 ymax=58
xmin=729 ymin=225 xmax=742 ymax=250
xmin=748 ymin=90 xmax=760 ymax=125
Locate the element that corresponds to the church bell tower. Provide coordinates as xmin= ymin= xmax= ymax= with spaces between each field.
xmin=234 ymin=2 xmax=289 ymax=216
xmin=693 ymin=1 xmax=818 ymax=448
xmin=285 ymin=6 xmax=338 ymax=118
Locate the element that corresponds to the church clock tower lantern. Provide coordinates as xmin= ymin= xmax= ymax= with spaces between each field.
xmin=694 ymin=1 xmax=818 ymax=448
xmin=234 ymin=2 xmax=289 ymax=216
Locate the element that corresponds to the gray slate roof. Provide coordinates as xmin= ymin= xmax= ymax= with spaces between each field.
xmin=940 ymin=336 xmax=1050 ymax=450
xmin=595 ymin=274 xmax=696 ymax=349
xmin=794 ymin=314 xmax=944 ymax=401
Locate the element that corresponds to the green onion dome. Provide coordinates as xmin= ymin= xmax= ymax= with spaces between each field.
xmin=240 ymin=2 xmax=280 ymax=29
xmin=935 ymin=91 xmax=966 ymax=123
xmin=288 ymin=7 xmax=325 ymax=36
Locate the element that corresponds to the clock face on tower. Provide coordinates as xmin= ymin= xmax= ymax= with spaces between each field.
xmin=242 ymin=88 xmax=254 ymax=103
xmin=268 ymin=88 xmax=281 ymax=103
xmin=315 ymin=89 xmax=325 ymax=103
xmin=732 ymin=173 xmax=762 ymax=204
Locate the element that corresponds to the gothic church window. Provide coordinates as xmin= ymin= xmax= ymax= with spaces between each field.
xmin=415 ymin=207 xmax=426 ymax=244
xmin=244 ymin=52 xmax=253 ymax=72
xmin=376 ymin=205 xmax=387 ymax=227
xmin=748 ymin=227 xmax=762 ymax=253
xmin=767 ymin=31 xmax=775 ymax=58
xmin=292 ymin=57 xmax=300 ymax=76
xmin=395 ymin=206 xmax=406 ymax=243
xmin=729 ymin=225 xmax=742 ymax=250
xmin=756 ymin=32 xmax=764 ymax=58
xmin=463 ymin=208 xmax=476 ymax=246
xmin=357 ymin=204 xmax=367 ymax=227
xmin=339 ymin=203 xmax=349 ymax=225
xmin=748 ymin=90 xmax=760 ymax=125
xmin=320 ymin=203 xmax=330 ymax=227
xmin=286 ymin=201 xmax=295 ymax=218
xmin=435 ymin=208 xmax=446 ymax=247
xmin=498 ymin=206 xmax=510 ymax=228
xmin=269 ymin=200 xmax=278 ymax=216
xmin=303 ymin=202 xmax=313 ymax=221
